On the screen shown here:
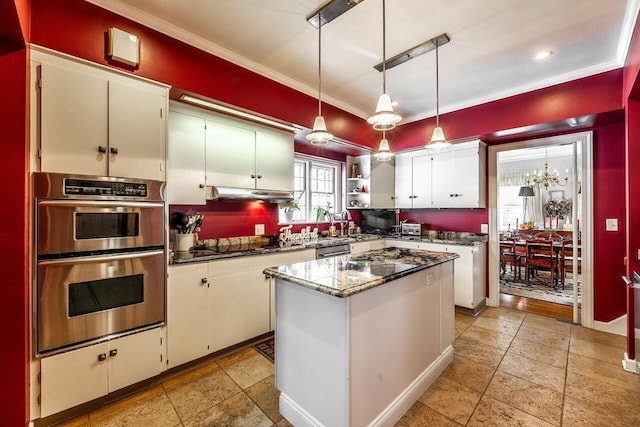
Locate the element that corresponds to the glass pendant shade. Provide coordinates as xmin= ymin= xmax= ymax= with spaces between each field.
xmin=427 ymin=126 xmax=451 ymax=149
xmin=367 ymin=93 xmax=402 ymax=131
xmin=373 ymin=134 xmax=394 ymax=161
xmin=306 ymin=115 xmax=333 ymax=145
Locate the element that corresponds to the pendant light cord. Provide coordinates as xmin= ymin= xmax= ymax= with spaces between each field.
xmin=318 ymin=15 xmax=323 ymax=116
xmin=435 ymin=42 xmax=440 ymax=127
xmin=382 ymin=0 xmax=387 ymax=94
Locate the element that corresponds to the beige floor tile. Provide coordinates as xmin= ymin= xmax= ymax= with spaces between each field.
xmin=163 ymin=362 xmax=242 ymax=420
xmin=394 ymin=401 xmax=461 ymax=426
xmin=441 ymin=355 xmax=496 ymax=393
xmin=562 ymin=395 xmax=636 ymax=427
xmin=569 ymin=336 xmax=624 ymax=365
xmin=522 ymin=314 xmax=571 ymax=336
xmin=484 ymin=370 xmax=562 ymax=425
xmin=498 ymin=352 xmax=565 ymax=393
xmin=516 ymin=325 xmax=570 ymax=351
xmin=89 ymin=385 xmax=181 ymax=427
xmin=472 ymin=316 xmax=521 ymax=337
xmin=454 ymin=320 xmax=471 ymax=339
xmin=418 ymin=375 xmax=482 ymax=425
xmin=217 ymin=347 xmax=275 ymax=389
xmin=277 ymin=418 xmax=293 ymax=426
xmin=564 ymin=370 xmax=640 ymax=425
xmin=459 ymin=324 xmax=515 ymax=350
xmin=570 ymin=325 xmax=627 ymax=349
xmin=467 ymin=395 xmax=555 ymax=426
xmin=508 ymin=336 xmax=568 ymax=369
xmin=245 ymin=375 xmax=282 ymax=424
xmin=480 ymin=306 xmax=526 ymax=324
xmin=182 ymin=392 xmax=272 ymax=427
xmin=455 ymin=311 xmax=476 ymax=325
xmin=568 ymin=352 xmax=640 ymax=394
xmin=453 ymin=336 xmax=506 ymax=368
xmin=53 ymin=414 xmax=90 ymax=426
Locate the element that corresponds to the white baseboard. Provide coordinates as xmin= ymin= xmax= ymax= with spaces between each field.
xmin=279 ymin=346 xmax=455 ymax=427
xmin=622 ymin=352 xmax=640 ymax=374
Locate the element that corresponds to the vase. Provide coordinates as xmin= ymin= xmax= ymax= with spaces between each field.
xmin=285 ymin=210 xmax=294 ymax=223
xmin=175 ymin=233 xmax=194 ymax=251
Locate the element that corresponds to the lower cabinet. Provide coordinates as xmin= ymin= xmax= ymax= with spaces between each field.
xmin=39 ymin=327 xmax=164 ymax=418
xmin=350 ymin=239 xmax=385 ymax=254
xmin=386 ymin=239 xmax=487 ymax=311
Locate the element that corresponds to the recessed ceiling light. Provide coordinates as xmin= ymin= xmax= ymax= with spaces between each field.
xmin=534 ymin=50 xmax=553 ymax=61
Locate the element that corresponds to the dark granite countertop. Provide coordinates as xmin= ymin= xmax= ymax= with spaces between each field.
xmin=263 ymin=247 xmax=459 ymax=298
xmin=386 ymin=233 xmax=488 ymax=246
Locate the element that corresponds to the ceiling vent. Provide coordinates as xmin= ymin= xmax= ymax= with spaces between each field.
xmin=306 ymin=0 xmax=365 ymax=28
xmin=374 ymin=33 xmax=450 ymax=71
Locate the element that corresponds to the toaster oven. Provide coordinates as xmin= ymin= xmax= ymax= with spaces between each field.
xmin=401 ymin=223 xmax=426 ymax=236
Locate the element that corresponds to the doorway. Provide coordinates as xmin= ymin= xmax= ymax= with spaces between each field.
xmin=488 ymin=132 xmax=593 ymax=326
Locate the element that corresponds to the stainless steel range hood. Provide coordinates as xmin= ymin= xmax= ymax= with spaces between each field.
xmin=207 ymin=186 xmax=294 ymax=203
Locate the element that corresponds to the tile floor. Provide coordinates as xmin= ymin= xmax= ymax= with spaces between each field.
xmin=56 ymin=307 xmax=639 ymax=426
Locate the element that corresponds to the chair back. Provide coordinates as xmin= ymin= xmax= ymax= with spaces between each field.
xmin=526 ymin=239 xmax=556 ymax=267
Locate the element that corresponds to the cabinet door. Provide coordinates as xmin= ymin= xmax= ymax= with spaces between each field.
xmin=411 ymin=155 xmax=433 ymax=208
xmin=370 ymin=158 xmax=395 ymax=208
xmin=430 ymin=150 xmax=455 ymax=207
xmin=206 ymin=120 xmax=256 ymax=188
xmin=167 ymin=111 xmax=207 ymax=204
xmin=394 ymin=155 xmax=414 ymax=208
xmin=108 ymin=81 xmax=166 ymax=180
xmin=167 ymin=264 xmax=209 ymax=368
xmin=39 ymin=63 xmax=109 ymax=176
xmin=108 ymin=328 xmax=163 ymax=392
xmin=209 ymin=271 xmax=270 ymax=353
xmin=255 ymin=128 xmax=294 ymax=191
xmin=40 ymin=342 xmax=109 ymax=417
xmin=451 ymin=148 xmax=480 ymax=207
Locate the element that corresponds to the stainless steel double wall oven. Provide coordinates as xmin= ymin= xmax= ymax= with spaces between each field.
xmin=34 ymin=173 xmax=166 ymax=355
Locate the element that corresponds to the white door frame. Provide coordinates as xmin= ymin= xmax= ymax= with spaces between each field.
xmin=487 ymin=131 xmax=594 ymax=327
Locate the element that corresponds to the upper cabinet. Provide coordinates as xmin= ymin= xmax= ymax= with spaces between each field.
xmin=346 ymin=155 xmax=395 ymax=209
xmin=394 ymin=140 xmax=486 ymax=209
xmin=167 ymin=101 xmax=294 ymax=205
xmin=32 ymin=49 xmax=168 ymax=181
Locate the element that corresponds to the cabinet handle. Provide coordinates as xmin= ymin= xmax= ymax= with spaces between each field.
xmin=110 ymin=147 xmax=119 ymax=155
xmin=251 ymin=174 xmax=256 ymax=179
xmin=413 ymin=195 xmax=418 ymax=198
xmin=109 ymin=349 xmax=118 ymax=357
xmin=199 ymin=184 xmax=205 ymax=188
xmin=98 ymin=146 xmax=107 ymax=154
xmin=390 ymin=196 xmax=396 ymax=200
xmin=201 ymin=278 xmax=208 ymax=285
xmin=97 ymin=353 xmax=107 ymax=362
xmin=257 ymin=174 xmax=262 ymax=179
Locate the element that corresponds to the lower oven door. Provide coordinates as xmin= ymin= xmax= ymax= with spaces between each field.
xmin=37 ymin=249 xmax=165 ymax=355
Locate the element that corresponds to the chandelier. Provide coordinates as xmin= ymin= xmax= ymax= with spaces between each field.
xmin=526 ymin=150 xmax=569 ymax=189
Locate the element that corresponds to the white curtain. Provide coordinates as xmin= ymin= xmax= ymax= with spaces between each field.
xmin=499 ymin=172 xmax=543 ymax=228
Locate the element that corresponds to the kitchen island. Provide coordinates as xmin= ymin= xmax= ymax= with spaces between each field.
xmin=264 ymin=247 xmax=458 ymax=427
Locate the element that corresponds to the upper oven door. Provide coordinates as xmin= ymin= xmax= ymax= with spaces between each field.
xmin=37 ymin=200 xmax=164 ymax=255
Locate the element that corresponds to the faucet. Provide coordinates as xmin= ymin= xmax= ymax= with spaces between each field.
xmin=339 ymin=210 xmax=352 ymax=236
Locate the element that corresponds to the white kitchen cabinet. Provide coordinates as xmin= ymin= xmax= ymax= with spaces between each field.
xmin=346 ymin=155 xmax=395 ymax=209
xmin=33 ymin=51 xmax=168 ymax=180
xmin=167 ymin=111 xmax=207 ymax=204
xmin=431 ymin=141 xmax=486 ymax=208
xmin=206 ymin=115 xmax=294 ymax=191
xmin=166 ymin=263 xmax=209 ymax=368
xmin=386 ymin=239 xmax=487 ymax=313
xmin=394 ymin=153 xmax=432 ymax=208
xmin=39 ymin=327 xmax=163 ymax=417
xmin=350 ymin=239 xmax=385 ymax=254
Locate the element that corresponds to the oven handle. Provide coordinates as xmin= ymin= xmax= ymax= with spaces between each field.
xmin=37 ymin=249 xmax=164 ymax=266
xmin=37 ymin=200 xmax=164 ymax=208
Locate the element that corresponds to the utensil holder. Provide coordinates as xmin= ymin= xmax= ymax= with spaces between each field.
xmin=175 ymin=233 xmax=194 ymax=251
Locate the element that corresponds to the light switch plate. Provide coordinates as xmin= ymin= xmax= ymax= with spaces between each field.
xmin=480 ymin=224 xmax=488 ymax=234
xmin=255 ymin=224 xmax=265 ymax=235
xmin=605 ymin=218 xmax=618 ymax=231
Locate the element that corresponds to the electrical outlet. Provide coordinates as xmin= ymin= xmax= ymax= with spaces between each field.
xmin=255 ymin=224 xmax=265 ymax=235
xmin=605 ymin=218 xmax=618 ymax=232
xmin=480 ymin=223 xmax=488 ymax=234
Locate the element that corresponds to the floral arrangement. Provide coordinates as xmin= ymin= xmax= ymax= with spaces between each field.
xmin=280 ymin=191 xmax=304 ymax=213
xmin=543 ymin=199 xmax=571 ymax=219
xmin=171 ymin=211 xmax=204 ymax=234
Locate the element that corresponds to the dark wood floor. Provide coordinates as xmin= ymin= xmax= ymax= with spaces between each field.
xmin=499 ymin=293 xmax=575 ymax=322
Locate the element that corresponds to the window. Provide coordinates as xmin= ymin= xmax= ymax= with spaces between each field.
xmin=281 ymin=155 xmax=342 ymax=223
xmin=499 ymin=186 xmax=524 ymax=231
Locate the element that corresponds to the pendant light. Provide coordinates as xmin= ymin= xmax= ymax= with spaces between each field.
xmin=367 ymin=0 xmax=401 ymax=131
xmin=426 ymin=41 xmax=451 ymax=149
xmin=306 ymin=14 xmax=333 ymax=145
xmin=373 ymin=131 xmax=394 ymax=161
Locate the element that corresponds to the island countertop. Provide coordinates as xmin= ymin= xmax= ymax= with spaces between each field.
xmin=263 ymin=246 xmax=459 ymax=298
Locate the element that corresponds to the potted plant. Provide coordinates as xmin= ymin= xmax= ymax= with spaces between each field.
xmin=280 ymin=191 xmax=304 ymax=223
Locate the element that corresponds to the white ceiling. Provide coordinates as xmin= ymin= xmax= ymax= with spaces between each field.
xmin=88 ymin=0 xmax=639 ymax=126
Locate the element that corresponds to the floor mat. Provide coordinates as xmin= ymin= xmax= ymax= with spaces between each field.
xmin=253 ymin=337 xmax=274 ymax=363
xmin=500 ymin=269 xmax=581 ymax=307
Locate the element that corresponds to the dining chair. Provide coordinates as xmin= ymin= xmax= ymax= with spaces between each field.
xmin=499 ymin=240 xmax=522 ymax=281
xmin=561 ymin=240 xmax=581 ymax=289
xmin=533 ymin=231 xmax=563 ymax=241
xmin=524 ymin=239 xmax=559 ymax=287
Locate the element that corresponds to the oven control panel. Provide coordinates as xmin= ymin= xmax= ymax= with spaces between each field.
xmin=64 ymin=179 xmax=148 ymax=197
